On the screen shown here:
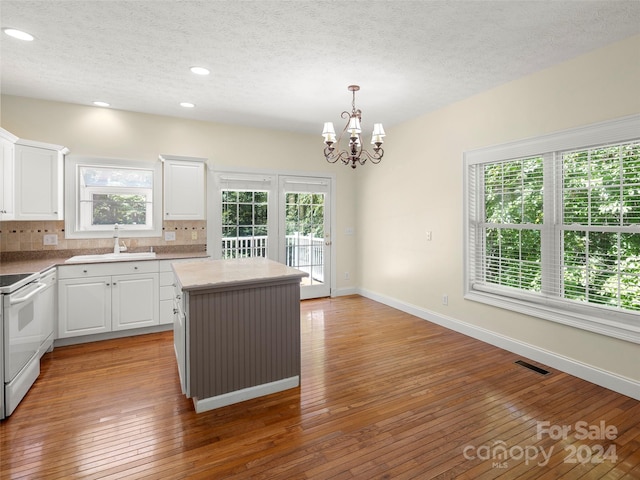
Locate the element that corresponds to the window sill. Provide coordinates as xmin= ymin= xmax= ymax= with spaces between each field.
xmin=465 ymin=290 xmax=640 ymax=344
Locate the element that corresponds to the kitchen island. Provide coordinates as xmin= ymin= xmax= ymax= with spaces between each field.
xmin=172 ymin=257 xmax=307 ymax=413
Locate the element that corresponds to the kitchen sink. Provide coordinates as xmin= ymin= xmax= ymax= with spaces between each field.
xmin=65 ymin=252 xmax=157 ymax=263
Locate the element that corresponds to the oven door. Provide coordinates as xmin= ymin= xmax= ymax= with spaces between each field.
xmin=4 ymin=280 xmax=46 ymax=382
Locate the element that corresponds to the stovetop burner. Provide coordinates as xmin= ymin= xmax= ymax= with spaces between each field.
xmin=0 ymin=272 xmax=40 ymax=294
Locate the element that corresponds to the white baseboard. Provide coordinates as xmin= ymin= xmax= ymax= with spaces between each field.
xmin=193 ymin=376 xmax=300 ymax=413
xmin=358 ymin=288 xmax=640 ymax=401
xmin=331 ymin=287 xmax=358 ymax=297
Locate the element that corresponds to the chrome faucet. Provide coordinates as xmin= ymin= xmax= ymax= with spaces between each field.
xmin=113 ymin=223 xmax=120 ymax=254
xmin=113 ymin=224 xmax=128 ymax=254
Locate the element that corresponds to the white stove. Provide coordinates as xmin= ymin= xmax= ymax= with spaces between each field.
xmin=0 ymin=270 xmax=53 ymax=420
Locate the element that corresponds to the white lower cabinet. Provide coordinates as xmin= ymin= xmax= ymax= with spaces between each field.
xmin=59 ymin=276 xmax=111 ymax=336
xmin=58 ymin=261 xmax=159 ymax=338
xmin=159 ymin=259 xmax=193 ymax=325
xmin=159 ymin=261 xmax=176 ymax=326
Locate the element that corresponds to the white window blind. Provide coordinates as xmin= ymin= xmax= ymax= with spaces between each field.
xmin=464 ymin=115 xmax=640 ymax=343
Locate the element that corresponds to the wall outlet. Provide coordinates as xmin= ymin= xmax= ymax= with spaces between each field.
xmin=43 ymin=234 xmax=58 ymax=245
xmin=191 ymin=230 xmax=198 ymax=240
xmin=164 ymin=231 xmax=176 ymax=241
xmin=426 ymin=231 xmax=432 ymax=241
xmin=345 ymin=227 xmax=354 ymax=236
xmin=344 ymin=271 xmax=350 ymax=280
xmin=442 ymin=294 xmax=448 ymax=306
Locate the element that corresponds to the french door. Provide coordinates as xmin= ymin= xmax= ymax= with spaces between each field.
xmin=213 ymin=173 xmax=278 ymax=259
xmin=279 ymin=176 xmax=331 ymax=299
xmin=210 ymin=171 xmax=332 ymax=299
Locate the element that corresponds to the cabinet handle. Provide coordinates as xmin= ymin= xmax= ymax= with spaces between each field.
xmin=83 ymin=269 xmax=88 ymax=273
xmin=134 ymin=266 xmax=138 ymax=270
xmin=173 ymin=308 xmax=178 ymax=314
xmin=176 ymin=294 xmax=182 ymax=300
xmin=113 ymin=282 xmax=117 ymax=286
xmin=106 ymin=283 xmax=110 ymax=286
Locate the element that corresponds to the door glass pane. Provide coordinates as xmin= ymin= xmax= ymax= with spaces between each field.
xmin=221 ymin=190 xmax=269 ymax=259
xmin=285 ymin=192 xmax=325 ymax=286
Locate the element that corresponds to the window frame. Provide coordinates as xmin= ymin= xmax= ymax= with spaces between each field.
xmin=463 ymin=115 xmax=640 ymax=344
xmin=65 ymin=156 xmax=163 ymax=239
xmin=210 ymin=171 xmax=278 ymax=259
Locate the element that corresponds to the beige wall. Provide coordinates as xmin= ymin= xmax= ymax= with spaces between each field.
xmin=357 ymin=34 xmax=640 ymax=382
xmin=0 ymin=97 xmax=359 ymax=290
xmin=2 ymin=35 xmax=638 ymax=385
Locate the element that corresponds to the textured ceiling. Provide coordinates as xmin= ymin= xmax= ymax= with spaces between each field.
xmin=1 ymin=1 xmax=639 ymax=134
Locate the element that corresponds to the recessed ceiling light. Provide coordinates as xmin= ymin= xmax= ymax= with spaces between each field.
xmin=180 ymin=102 xmax=195 ymax=108
xmin=3 ymin=28 xmax=34 ymax=41
xmin=93 ymin=101 xmax=110 ymax=107
xmin=189 ymin=66 xmax=210 ymax=76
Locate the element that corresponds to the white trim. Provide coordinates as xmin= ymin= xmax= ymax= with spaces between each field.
xmin=159 ymin=154 xmax=207 ymax=164
xmin=358 ymin=287 xmax=640 ymax=401
xmin=0 ymin=127 xmax=19 ymax=143
xmin=192 ymin=376 xmax=299 ymax=413
xmin=464 ymin=114 xmax=640 ymax=165
xmin=14 ymin=137 xmax=69 ymax=155
xmin=467 ymin=287 xmax=640 ymax=343
xmin=331 ymin=287 xmax=358 ymax=297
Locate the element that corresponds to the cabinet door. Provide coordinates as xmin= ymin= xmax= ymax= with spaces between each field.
xmin=0 ymin=138 xmax=15 ymax=219
xmin=58 ymin=277 xmax=111 ymax=338
xmin=14 ymin=145 xmax=63 ymax=220
xmin=163 ymin=160 xmax=205 ymax=220
xmin=112 ymin=273 xmax=159 ymax=330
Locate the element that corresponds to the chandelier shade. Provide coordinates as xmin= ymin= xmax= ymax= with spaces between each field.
xmin=322 ymin=85 xmax=385 ymax=169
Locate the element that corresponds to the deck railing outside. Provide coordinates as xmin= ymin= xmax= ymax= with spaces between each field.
xmin=222 ymin=234 xmax=324 ymax=283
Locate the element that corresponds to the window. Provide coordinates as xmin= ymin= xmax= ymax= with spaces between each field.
xmin=211 ymin=172 xmax=278 ymax=259
xmin=464 ymin=115 xmax=640 ymax=343
xmin=65 ymin=157 xmax=162 ymax=238
xmin=221 ymin=189 xmax=270 ymax=258
xmin=284 ymin=192 xmax=326 ymax=286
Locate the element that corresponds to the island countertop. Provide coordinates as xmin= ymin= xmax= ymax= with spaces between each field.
xmin=172 ymin=257 xmax=308 ymax=292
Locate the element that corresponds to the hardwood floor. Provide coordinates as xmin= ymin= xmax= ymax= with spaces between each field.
xmin=1 ymin=295 xmax=639 ymax=479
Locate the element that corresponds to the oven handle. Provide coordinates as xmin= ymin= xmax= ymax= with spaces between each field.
xmin=9 ymin=282 xmax=47 ymax=305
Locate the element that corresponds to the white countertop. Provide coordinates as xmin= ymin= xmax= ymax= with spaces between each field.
xmin=172 ymin=257 xmax=308 ymax=292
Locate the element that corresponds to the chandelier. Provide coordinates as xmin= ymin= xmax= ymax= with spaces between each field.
xmin=322 ymin=85 xmax=386 ymax=169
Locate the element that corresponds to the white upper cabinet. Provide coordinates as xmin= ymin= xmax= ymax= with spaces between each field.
xmin=0 ymin=130 xmax=17 ymax=220
xmin=161 ymin=155 xmax=206 ymax=220
xmin=0 ymin=128 xmax=68 ymax=221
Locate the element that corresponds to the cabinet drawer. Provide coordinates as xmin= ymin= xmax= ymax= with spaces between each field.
xmin=160 ymin=271 xmax=175 ymax=286
xmin=159 ymin=299 xmax=173 ymax=325
xmin=160 ymin=284 xmax=174 ymax=301
xmin=58 ymin=260 xmax=159 ymax=279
